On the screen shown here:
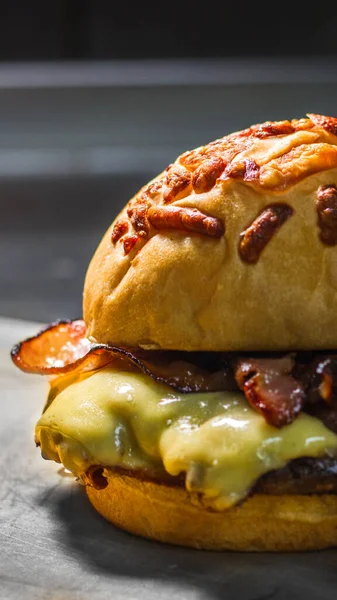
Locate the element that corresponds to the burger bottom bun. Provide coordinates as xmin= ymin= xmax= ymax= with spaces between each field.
xmin=86 ymin=469 xmax=337 ymax=551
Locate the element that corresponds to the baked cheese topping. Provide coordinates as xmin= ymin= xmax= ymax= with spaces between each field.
xmin=36 ymin=366 xmax=337 ymax=510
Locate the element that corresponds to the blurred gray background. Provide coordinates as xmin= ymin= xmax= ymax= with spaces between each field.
xmin=1 ymin=2 xmax=337 ymax=323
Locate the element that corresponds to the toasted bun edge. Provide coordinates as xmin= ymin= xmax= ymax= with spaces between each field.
xmin=85 ymin=469 xmax=337 ymax=551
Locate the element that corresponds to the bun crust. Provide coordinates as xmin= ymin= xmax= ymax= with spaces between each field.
xmin=84 ymin=114 xmax=337 ymax=351
xmin=86 ymin=469 xmax=337 ymax=551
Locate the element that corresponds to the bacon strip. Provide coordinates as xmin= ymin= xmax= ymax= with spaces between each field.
xmin=11 ymin=320 xmax=337 ymax=430
xmin=10 ymin=319 xmax=153 ymax=377
xmin=234 ymin=355 xmax=306 ymax=428
xmin=298 ymin=354 xmax=337 ymax=434
xmin=300 ymin=354 xmax=337 ymax=405
xmin=147 ymin=206 xmax=224 ymax=238
xmin=11 ymin=320 xmax=89 ymax=372
xmin=111 ymin=220 xmax=129 ymax=243
xmin=314 ymin=357 xmax=337 ymax=403
xmin=10 ymin=320 xmax=233 ymax=392
xmin=11 ymin=320 xmax=125 ymax=375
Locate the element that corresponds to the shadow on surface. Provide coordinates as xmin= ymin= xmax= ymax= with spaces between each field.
xmin=39 ymin=482 xmax=337 ymax=600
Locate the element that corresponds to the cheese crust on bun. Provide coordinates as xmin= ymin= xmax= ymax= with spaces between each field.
xmin=84 ymin=114 xmax=337 ymax=351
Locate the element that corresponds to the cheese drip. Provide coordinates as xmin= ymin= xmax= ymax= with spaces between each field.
xmin=35 ymin=366 xmax=337 ymax=510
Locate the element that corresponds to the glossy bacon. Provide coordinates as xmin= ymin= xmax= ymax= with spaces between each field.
xmin=299 ymin=355 xmax=337 ymax=434
xmin=315 ymin=356 xmax=337 ymax=403
xmin=11 ymin=320 xmax=117 ymax=375
xmin=234 ymin=355 xmax=306 ymax=428
xmin=10 ymin=320 xmax=233 ymax=392
xmin=11 ymin=320 xmax=90 ymax=373
xmin=301 ymin=354 xmax=337 ymax=405
xmin=11 ymin=320 xmax=337 ymax=430
xmin=11 ymin=319 xmax=167 ymax=379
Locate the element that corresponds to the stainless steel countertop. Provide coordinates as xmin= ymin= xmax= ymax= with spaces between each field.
xmin=1 ymin=317 xmax=337 ymax=600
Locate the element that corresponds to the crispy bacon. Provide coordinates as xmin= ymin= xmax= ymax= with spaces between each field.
xmin=299 ymin=355 xmax=337 ymax=434
xmin=315 ymin=357 xmax=337 ymax=403
xmin=11 ymin=320 xmax=125 ymax=375
xmin=11 ymin=320 xmax=89 ymax=373
xmin=10 ymin=320 xmax=234 ymax=392
xmin=11 ymin=320 xmax=337 ymax=431
xmin=234 ymin=355 xmax=306 ymax=428
xmin=138 ymin=352 xmax=237 ymax=393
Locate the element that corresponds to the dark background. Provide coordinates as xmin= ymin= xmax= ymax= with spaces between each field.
xmin=1 ymin=1 xmax=337 ymax=60
xmin=1 ymin=2 xmax=337 ymax=324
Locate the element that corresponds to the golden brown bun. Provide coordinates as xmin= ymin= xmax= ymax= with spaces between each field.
xmin=84 ymin=114 xmax=337 ymax=351
xmin=86 ymin=469 xmax=337 ymax=551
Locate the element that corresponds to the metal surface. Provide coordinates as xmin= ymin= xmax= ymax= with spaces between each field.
xmin=1 ymin=317 xmax=337 ymax=600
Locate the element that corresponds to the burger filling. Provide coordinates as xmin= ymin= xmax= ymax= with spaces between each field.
xmin=35 ymin=366 xmax=337 ymax=510
xmin=12 ymin=320 xmax=337 ymax=511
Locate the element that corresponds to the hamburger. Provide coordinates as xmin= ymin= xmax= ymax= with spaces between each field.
xmin=11 ymin=113 xmax=337 ymax=551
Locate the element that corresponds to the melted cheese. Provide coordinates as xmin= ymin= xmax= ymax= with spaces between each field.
xmin=35 ymin=366 xmax=337 ymax=510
